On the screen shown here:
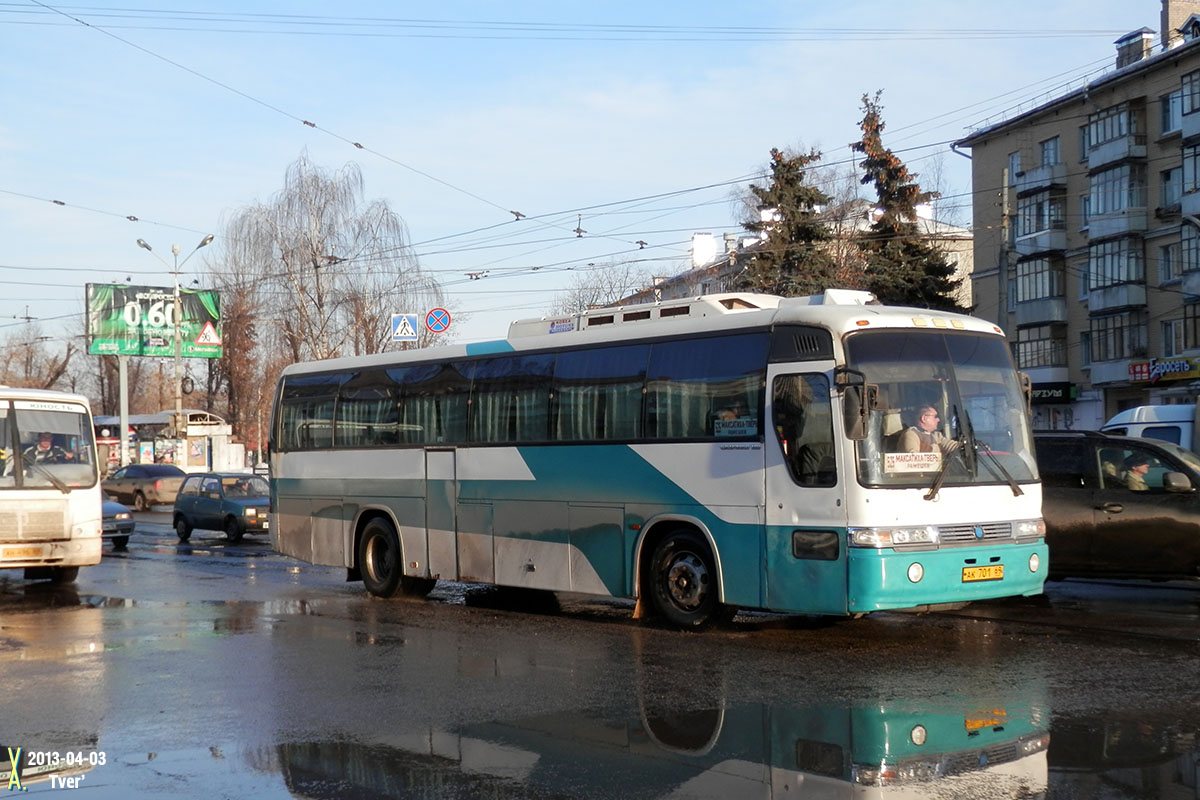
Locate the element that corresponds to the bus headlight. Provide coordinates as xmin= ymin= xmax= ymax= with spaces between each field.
xmin=910 ymin=725 xmax=927 ymax=746
xmin=1014 ymin=518 xmax=1045 ymax=539
xmin=1029 ymin=553 xmax=1040 ymax=573
xmin=849 ymin=527 xmax=937 ymax=548
xmin=907 ymin=562 xmax=924 ymax=583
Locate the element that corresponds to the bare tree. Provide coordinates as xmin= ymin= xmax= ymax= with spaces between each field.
xmin=207 ymin=152 xmax=444 ymax=453
xmin=0 ymin=324 xmax=74 ymax=390
xmin=550 ymin=260 xmax=655 ymax=314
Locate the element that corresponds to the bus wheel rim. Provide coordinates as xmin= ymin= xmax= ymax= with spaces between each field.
xmin=666 ymin=552 xmax=707 ymax=611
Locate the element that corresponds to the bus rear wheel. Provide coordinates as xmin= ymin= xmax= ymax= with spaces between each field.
xmin=358 ymin=518 xmax=403 ymax=598
xmin=647 ymin=530 xmax=725 ymax=630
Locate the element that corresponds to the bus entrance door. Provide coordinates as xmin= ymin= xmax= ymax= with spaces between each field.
xmin=764 ymin=372 xmax=849 ymax=615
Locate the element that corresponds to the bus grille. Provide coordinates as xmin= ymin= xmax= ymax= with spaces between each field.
xmin=937 ymin=522 xmax=1013 ymax=545
xmin=944 ymin=741 xmax=1019 ymax=774
xmin=0 ymin=509 xmax=68 ymax=541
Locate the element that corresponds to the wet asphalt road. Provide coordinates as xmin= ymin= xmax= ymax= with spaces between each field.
xmin=1 ymin=512 xmax=1199 ymax=799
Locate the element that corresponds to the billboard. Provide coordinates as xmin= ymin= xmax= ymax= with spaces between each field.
xmin=86 ymin=283 xmax=222 ymax=358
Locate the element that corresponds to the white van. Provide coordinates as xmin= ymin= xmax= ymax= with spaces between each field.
xmin=1100 ymin=404 xmax=1199 ymax=450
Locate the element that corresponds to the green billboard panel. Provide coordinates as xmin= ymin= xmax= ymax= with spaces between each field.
xmin=86 ymin=283 xmax=222 ymax=358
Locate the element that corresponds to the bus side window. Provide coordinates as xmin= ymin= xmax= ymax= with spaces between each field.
xmin=773 ymin=374 xmax=835 ymax=486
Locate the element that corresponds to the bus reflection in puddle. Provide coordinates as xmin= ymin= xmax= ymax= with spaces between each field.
xmin=272 ymin=698 xmax=1050 ymax=798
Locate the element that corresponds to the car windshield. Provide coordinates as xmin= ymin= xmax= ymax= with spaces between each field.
xmin=0 ymin=400 xmax=97 ymax=490
xmin=845 ymin=330 xmax=1039 ymax=489
xmin=221 ymin=476 xmax=269 ymax=498
xmin=1153 ymin=441 xmax=1200 ymax=475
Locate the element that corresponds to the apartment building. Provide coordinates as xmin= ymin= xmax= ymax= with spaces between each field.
xmin=620 ymin=201 xmax=973 ymax=308
xmin=956 ymin=0 xmax=1200 ymax=430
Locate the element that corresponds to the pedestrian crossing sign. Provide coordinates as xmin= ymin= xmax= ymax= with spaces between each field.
xmin=391 ymin=314 xmax=419 ymax=342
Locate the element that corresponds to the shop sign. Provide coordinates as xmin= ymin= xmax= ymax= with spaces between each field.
xmin=1128 ymin=357 xmax=1200 ymax=384
xmin=1031 ymin=382 xmax=1075 ymax=404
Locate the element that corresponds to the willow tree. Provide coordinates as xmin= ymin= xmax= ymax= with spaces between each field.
xmin=210 ymin=152 xmax=444 ymax=454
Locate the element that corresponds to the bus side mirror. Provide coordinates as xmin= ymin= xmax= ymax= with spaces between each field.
xmin=1019 ymin=371 xmax=1032 ymax=416
xmin=837 ymin=366 xmax=878 ymax=442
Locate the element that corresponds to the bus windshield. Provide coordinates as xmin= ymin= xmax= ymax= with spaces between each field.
xmin=0 ymin=400 xmax=98 ymax=491
xmin=845 ymin=330 xmax=1038 ymax=489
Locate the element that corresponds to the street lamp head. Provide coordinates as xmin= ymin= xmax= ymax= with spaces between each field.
xmin=198 ymin=234 xmax=214 ymax=249
xmin=171 ymin=244 xmax=181 ymax=257
xmin=136 ymin=239 xmax=152 ymax=251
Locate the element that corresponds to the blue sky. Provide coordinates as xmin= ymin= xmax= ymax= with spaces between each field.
xmin=0 ymin=0 xmax=1150 ymax=347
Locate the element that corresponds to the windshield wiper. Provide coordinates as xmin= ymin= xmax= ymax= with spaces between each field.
xmin=972 ymin=439 xmax=1024 ymax=497
xmin=923 ymin=431 xmax=968 ymax=501
xmin=26 ymin=460 xmax=71 ymax=494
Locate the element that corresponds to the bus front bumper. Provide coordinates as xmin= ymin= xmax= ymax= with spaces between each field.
xmin=847 ymin=541 xmax=1048 ymax=613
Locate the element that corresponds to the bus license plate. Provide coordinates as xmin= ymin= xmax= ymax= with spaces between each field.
xmin=3 ymin=546 xmax=44 ymax=559
xmin=962 ymin=565 xmax=1003 ymax=582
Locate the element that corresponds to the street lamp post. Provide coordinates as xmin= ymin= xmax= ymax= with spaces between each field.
xmin=136 ymin=235 xmax=213 ymax=453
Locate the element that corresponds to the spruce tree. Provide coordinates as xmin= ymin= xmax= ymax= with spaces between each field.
xmin=736 ymin=148 xmax=838 ymax=297
xmin=852 ymin=91 xmax=964 ymax=311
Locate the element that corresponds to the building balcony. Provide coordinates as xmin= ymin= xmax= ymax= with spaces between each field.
xmin=1182 ymin=190 xmax=1200 ymax=218
xmin=1087 ymin=134 xmax=1147 ymax=170
xmin=1183 ymin=111 xmax=1200 ymax=142
xmin=1014 ymin=225 xmax=1067 ymax=257
xmin=1182 ymin=270 xmax=1200 ymax=296
xmin=1088 ymin=282 xmax=1146 ymax=312
xmin=1022 ymin=366 xmax=1070 ymax=385
xmin=1013 ymin=296 xmax=1068 ymax=327
xmin=1014 ymin=163 xmax=1068 ymax=197
xmin=1089 ymin=358 xmax=1143 ymax=386
xmin=1086 ymin=207 xmax=1147 ymax=240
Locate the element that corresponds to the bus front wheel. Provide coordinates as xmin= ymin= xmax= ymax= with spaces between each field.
xmin=49 ymin=566 xmax=79 ymax=585
xmin=359 ymin=519 xmax=403 ymax=598
xmin=647 ymin=530 xmax=725 ymax=630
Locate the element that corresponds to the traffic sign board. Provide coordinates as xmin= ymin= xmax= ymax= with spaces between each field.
xmin=391 ymin=313 xmax=419 ymax=342
xmin=425 ymin=308 xmax=451 ymax=333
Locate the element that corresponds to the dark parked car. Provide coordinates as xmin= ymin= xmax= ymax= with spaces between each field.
xmin=1033 ymin=431 xmax=1200 ymax=580
xmin=102 ymin=463 xmax=187 ymax=510
xmin=101 ymin=497 xmax=134 ymax=549
xmin=173 ymin=472 xmax=270 ymax=543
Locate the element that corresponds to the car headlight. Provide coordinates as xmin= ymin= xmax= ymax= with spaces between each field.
xmin=244 ymin=508 xmax=257 ymax=518
xmin=849 ymin=526 xmax=937 ymax=547
xmin=115 ymin=512 xmax=132 ymax=521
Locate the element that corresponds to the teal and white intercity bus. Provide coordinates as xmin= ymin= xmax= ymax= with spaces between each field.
xmin=269 ymin=290 xmax=1046 ymax=628
xmin=0 ymin=387 xmax=102 ymax=584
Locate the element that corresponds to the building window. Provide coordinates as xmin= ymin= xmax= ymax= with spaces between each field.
xmin=1078 ymin=125 xmax=1089 ymax=162
xmin=1090 ymin=311 xmax=1147 ymax=361
xmin=1014 ymin=258 xmax=1065 ymax=302
xmin=1186 ymin=303 xmax=1200 ymax=349
xmin=1163 ymin=89 xmax=1184 ymax=134
xmin=1087 ymin=103 xmax=1137 ymax=146
xmin=1039 ymin=136 xmax=1060 ymax=167
xmin=1008 ymin=150 xmax=1021 ymax=179
xmin=1089 ymin=238 xmax=1145 ymax=289
xmin=1017 ymin=191 xmax=1065 ymax=237
xmin=1014 ymin=325 xmax=1067 ymax=369
xmin=1184 ymin=225 xmax=1200 ymax=273
xmin=1160 ymin=241 xmax=1182 ymax=283
xmin=1164 ymin=319 xmax=1186 ymax=356
xmin=1079 ymin=193 xmax=1090 ymax=229
xmin=1185 ymin=144 xmax=1200 ymax=195
xmin=1162 ymin=167 xmax=1183 ymax=207
xmin=1077 ymin=261 xmax=1090 ymax=300
xmin=1184 ymin=70 xmax=1200 ymax=116
xmin=1089 ymin=164 xmax=1146 ymax=215
xmin=1080 ymin=331 xmax=1092 ymax=367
